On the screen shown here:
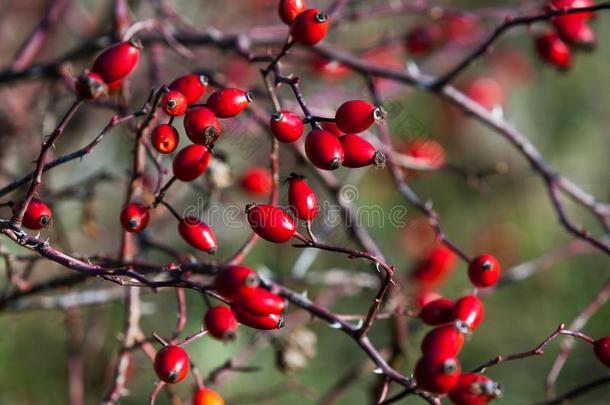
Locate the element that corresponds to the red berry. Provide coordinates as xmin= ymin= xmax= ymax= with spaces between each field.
xmin=278 ymin=0 xmax=307 ymax=25
xmin=465 ymin=78 xmax=505 ymax=111
xmin=449 ymin=373 xmax=502 ymax=405
xmin=162 ymin=90 xmax=188 ymax=116
xmin=233 ymin=287 xmax=285 ymax=315
xmin=15 ymin=198 xmax=52 ymax=230
xmin=178 ymin=216 xmax=217 ymax=254
xmin=288 ymin=175 xmax=319 ymax=221
xmin=405 ymin=24 xmax=445 ymax=56
xmin=151 ymin=124 xmax=179 ymax=153
xmin=91 ymin=39 xmax=141 ymax=84
xmin=290 ymin=9 xmax=329 ymax=46
xmin=305 ymin=129 xmax=344 ymax=170
xmin=240 ymin=167 xmax=273 ymax=195
xmin=535 ymin=32 xmax=571 ymax=70
xmin=169 ymin=74 xmax=208 ymax=105
xmin=404 ymin=139 xmax=446 ymax=169
xmin=320 ymin=121 xmax=346 ymax=137
xmin=442 ymin=14 xmax=479 ymax=44
xmin=468 ymin=255 xmax=501 ymax=288
xmin=411 ymin=244 xmax=458 ymax=287
xmin=75 ymin=72 xmax=107 ymax=100
xmin=120 ymin=203 xmax=150 ymax=233
xmin=335 ymin=100 xmax=385 ymax=134
xmin=270 ymin=111 xmax=304 ymax=143
xmin=414 ymin=355 xmax=461 ymax=394
xmin=311 ymin=56 xmax=349 ymax=79
xmin=206 ymin=88 xmax=253 ymax=118
xmin=233 ymin=307 xmax=284 ymax=330
xmin=548 ymin=0 xmax=595 ymax=33
xmin=340 ymin=134 xmax=386 ymax=168
xmin=454 ymin=295 xmax=484 ymax=332
xmin=245 ymin=204 xmax=296 ymax=243
xmin=415 ymin=290 xmax=442 ymax=308
xmin=214 ymin=265 xmax=260 ymax=300
xmin=172 ymin=145 xmax=212 ymax=181
xmin=193 ymin=388 xmax=225 ymax=405
xmin=421 ymin=325 xmax=464 ymax=358
xmin=420 ymin=297 xmax=455 ymax=326
xmin=184 ymin=106 xmax=221 ymax=146
xmin=154 ymin=345 xmax=189 ymax=384
xmin=204 ymin=306 xmax=238 ymax=341
xmin=593 ymin=336 xmax=610 ymax=367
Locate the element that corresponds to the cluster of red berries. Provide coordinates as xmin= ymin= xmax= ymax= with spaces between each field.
xmin=278 ymin=0 xmax=328 ymax=46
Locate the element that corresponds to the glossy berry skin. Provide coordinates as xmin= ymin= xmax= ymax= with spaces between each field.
xmin=192 ymin=388 xmax=225 ymax=405
xmin=204 ymin=306 xmax=238 ymax=341
xmin=184 ymin=107 xmax=221 ymax=146
xmin=414 ymin=355 xmax=461 ymax=394
xmin=449 ymin=373 xmax=502 ymax=405
xmin=290 ymin=9 xmax=329 ymax=46
xmin=288 ymin=176 xmax=318 ymax=221
xmin=178 ymin=216 xmax=217 ymax=254
xmin=162 ymin=90 xmax=188 ymax=116
xmin=535 ymin=32 xmax=571 ymax=70
xmin=151 ymin=124 xmax=179 ymax=154
xmin=214 ymin=265 xmax=260 ymax=300
xmin=16 ymin=198 xmax=52 ymax=230
xmin=120 ymin=203 xmax=150 ymax=233
xmin=405 ymin=24 xmax=445 ymax=56
xmin=454 ymin=295 xmax=484 ymax=332
xmin=468 ymin=255 xmax=501 ymax=288
xmin=420 ymin=297 xmax=455 ymax=326
xmin=246 ymin=204 xmax=296 ymax=243
xmin=593 ymin=336 xmax=610 ymax=367
xmin=278 ymin=0 xmax=307 ymax=25
xmin=206 ymin=88 xmax=253 ymax=118
xmin=91 ymin=39 xmax=141 ymax=84
xmin=240 ymin=167 xmax=273 ymax=195
xmin=335 ymin=100 xmax=384 ymax=134
xmin=75 ymin=72 xmax=107 ymax=100
xmin=154 ymin=345 xmax=190 ymax=384
xmin=421 ymin=325 xmax=464 ymax=358
xmin=560 ymin=22 xmax=596 ymax=48
xmin=270 ymin=111 xmax=304 ymax=143
xmin=233 ymin=307 xmax=284 ymax=330
xmin=172 ymin=145 xmax=212 ymax=181
xmin=234 ymin=287 xmax=286 ymax=315
xmin=169 ymin=74 xmax=208 ymax=105
xmin=305 ymin=129 xmax=344 ymax=170
xmin=340 ymin=134 xmax=385 ymax=168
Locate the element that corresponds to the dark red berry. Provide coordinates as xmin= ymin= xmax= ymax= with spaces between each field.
xmin=184 ymin=106 xmax=221 ymax=146
xmin=290 ymin=9 xmax=329 ymax=46
xmin=233 ymin=287 xmax=285 ymax=315
xmin=411 ymin=244 xmax=458 ymax=288
xmin=214 ymin=265 xmax=260 ymax=300
xmin=178 ymin=216 xmax=217 ymax=254
xmin=288 ymin=175 xmax=318 ymax=221
xmin=405 ymin=24 xmax=445 ymax=56
xmin=340 ymin=134 xmax=386 ymax=168
xmin=414 ymin=355 xmax=461 ymax=394
xmin=420 ymin=297 xmax=455 ymax=326
xmin=151 ymin=124 xmax=179 ymax=153
xmin=535 ymin=32 xmax=571 ymax=70
xmin=206 ymin=88 xmax=253 ymax=118
xmin=90 ymin=39 xmax=141 ymax=84
xmin=240 ymin=167 xmax=273 ymax=195
xmin=154 ymin=345 xmax=190 ymax=384
xmin=421 ymin=325 xmax=464 ymax=358
xmin=468 ymin=255 xmax=501 ymax=288
xmin=454 ymin=295 xmax=484 ymax=332
xmin=172 ymin=144 xmax=212 ymax=181
xmin=162 ymin=90 xmax=188 ymax=116
xmin=75 ymin=72 xmax=107 ymax=100
xmin=278 ymin=0 xmax=307 ymax=25
xmin=246 ymin=204 xmax=296 ymax=243
xmin=15 ymin=198 xmax=52 ymax=230
xmin=270 ymin=111 xmax=304 ymax=143
xmin=192 ymin=388 xmax=225 ymax=405
xmin=335 ymin=100 xmax=385 ymax=134
xmin=305 ymin=129 xmax=344 ymax=170
xmin=449 ymin=373 xmax=503 ymax=405
xmin=169 ymin=74 xmax=208 ymax=105
xmin=120 ymin=203 xmax=150 ymax=233
xmin=204 ymin=306 xmax=238 ymax=341
xmin=593 ymin=336 xmax=610 ymax=367
xmin=233 ymin=307 xmax=284 ymax=330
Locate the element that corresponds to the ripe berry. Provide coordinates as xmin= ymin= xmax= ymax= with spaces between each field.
xmin=404 ymin=139 xmax=446 ymax=169
xmin=468 ymin=255 xmax=501 ymax=288
xmin=290 ymin=8 xmax=329 ymax=46
xmin=420 ymin=297 xmax=455 ymax=326
xmin=593 ymin=336 xmax=610 ymax=367
xmin=305 ymin=129 xmax=344 ymax=170
xmin=120 ymin=203 xmax=150 ymax=233
xmin=178 ymin=216 xmax=217 ymax=254
xmin=75 ymin=72 xmax=107 ymax=100
xmin=287 ymin=175 xmax=319 ymax=221
xmin=204 ymin=306 xmax=238 ymax=341
xmin=270 ymin=111 xmax=304 ymax=143
xmin=172 ymin=145 xmax=212 ymax=181
xmin=233 ymin=287 xmax=286 ymax=315
xmin=449 ymin=373 xmax=502 ymax=405
xmin=454 ymin=295 xmax=484 ymax=332
xmin=154 ymin=345 xmax=190 ymax=384
xmin=169 ymin=74 xmax=208 ymax=105
xmin=214 ymin=265 xmax=260 ymax=300
xmin=548 ymin=0 xmax=595 ymax=33
xmin=535 ymin=32 xmax=571 ymax=70
xmin=559 ymin=22 xmax=596 ymax=48
xmin=320 ymin=121 xmax=346 ymax=137
xmin=335 ymin=100 xmax=385 ymax=134
xmin=405 ymin=24 xmax=445 ymax=56
xmin=151 ymin=124 xmax=179 ymax=153
xmin=206 ymin=88 xmax=253 ymax=118
xmin=311 ymin=56 xmax=349 ymax=79
xmin=184 ymin=106 xmax=221 ymax=146
xmin=278 ymin=0 xmax=307 ymax=25
xmin=15 ymin=198 xmax=52 ymax=230
xmin=415 ymin=290 xmax=442 ymax=308
xmin=340 ymin=134 xmax=386 ymax=168
xmin=233 ymin=307 xmax=284 ymax=330
xmin=162 ymin=90 xmax=188 ymax=116
xmin=414 ymin=355 xmax=461 ymax=394
xmin=411 ymin=244 xmax=458 ymax=287
xmin=421 ymin=325 xmax=464 ymax=358
xmin=90 ymin=39 xmax=141 ymax=84
xmin=245 ymin=204 xmax=296 ymax=243
xmin=465 ymin=78 xmax=505 ymax=111
xmin=193 ymin=388 xmax=225 ymax=405
xmin=240 ymin=167 xmax=273 ymax=195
